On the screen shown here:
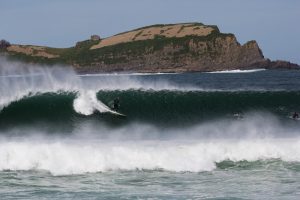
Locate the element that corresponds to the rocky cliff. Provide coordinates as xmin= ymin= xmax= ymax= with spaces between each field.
xmin=2 ymin=23 xmax=299 ymax=73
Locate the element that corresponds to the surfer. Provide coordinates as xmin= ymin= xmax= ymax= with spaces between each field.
xmin=113 ymin=97 xmax=120 ymax=111
xmin=292 ymin=112 xmax=299 ymax=119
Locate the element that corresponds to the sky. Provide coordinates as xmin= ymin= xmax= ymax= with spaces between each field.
xmin=0 ymin=0 xmax=299 ymax=64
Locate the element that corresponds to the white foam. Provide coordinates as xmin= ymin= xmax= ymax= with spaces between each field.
xmin=0 ymin=138 xmax=299 ymax=175
xmin=78 ymin=72 xmax=181 ymax=76
xmin=73 ymin=90 xmax=111 ymax=115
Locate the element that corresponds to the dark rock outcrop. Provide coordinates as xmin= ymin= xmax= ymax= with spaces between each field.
xmin=90 ymin=35 xmax=101 ymax=41
xmin=244 ymin=59 xmax=300 ymax=70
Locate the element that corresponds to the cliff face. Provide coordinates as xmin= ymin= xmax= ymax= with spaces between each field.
xmin=3 ymin=23 xmax=299 ymax=73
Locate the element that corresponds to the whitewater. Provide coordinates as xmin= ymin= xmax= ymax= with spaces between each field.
xmin=1 ymin=137 xmax=300 ymax=175
xmin=1 ymin=58 xmax=300 ymax=199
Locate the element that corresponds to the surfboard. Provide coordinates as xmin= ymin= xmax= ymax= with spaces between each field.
xmin=288 ymin=116 xmax=300 ymax=121
xmin=106 ymin=99 xmax=125 ymax=117
xmin=109 ymin=110 xmax=126 ymax=117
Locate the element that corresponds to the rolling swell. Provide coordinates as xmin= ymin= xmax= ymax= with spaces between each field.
xmin=1 ymin=90 xmax=300 ymax=129
xmin=0 ymin=92 xmax=77 ymax=131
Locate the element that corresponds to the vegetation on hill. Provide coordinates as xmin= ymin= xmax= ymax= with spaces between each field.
xmin=4 ymin=27 xmax=230 ymax=66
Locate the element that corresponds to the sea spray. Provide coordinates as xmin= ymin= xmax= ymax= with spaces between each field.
xmin=0 ymin=57 xmax=198 ymax=114
xmin=0 ymin=58 xmax=80 ymax=110
xmin=0 ymin=58 xmax=115 ymax=115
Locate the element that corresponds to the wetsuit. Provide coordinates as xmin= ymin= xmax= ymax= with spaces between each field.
xmin=293 ymin=112 xmax=299 ymax=119
xmin=113 ymin=98 xmax=120 ymax=111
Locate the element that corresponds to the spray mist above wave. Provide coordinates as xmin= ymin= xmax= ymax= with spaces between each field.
xmin=0 ymin=58 xmax=200 ymax=114
xmin=0 ymin=58 xmax=79 ymax=109
xmin=0 ymin=59 xmax=168 ymax=115
xmin=0 ymin=58 xmax=125 ymax=115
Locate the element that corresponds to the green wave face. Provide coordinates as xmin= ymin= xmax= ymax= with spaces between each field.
xmin=1 ymin=90 xmax=300 ymax=131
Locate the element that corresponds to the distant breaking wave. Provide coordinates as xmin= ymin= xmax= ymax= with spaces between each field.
xmin=207 ymin=69 xmax=266 ymax=73
xmin=78 ymin=72 xmax=181 ymax=76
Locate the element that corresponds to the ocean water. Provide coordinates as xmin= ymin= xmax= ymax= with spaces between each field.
xmin=0 ymin=58 xmax=300 ymax=199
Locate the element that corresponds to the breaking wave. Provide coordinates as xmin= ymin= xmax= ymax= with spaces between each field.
xmin=1 ymin=90 xmax=300 ymax=128
xmin=0 ymin=138 xmax=299 ymax=175
xmin=207 ymin=69 xmax=266 ymax=73
xmin=1 ymin=57 xmax=300 ymax=176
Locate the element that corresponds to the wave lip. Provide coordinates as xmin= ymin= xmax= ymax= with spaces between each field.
xmin=0 ymin=139 xmax=299 ymax=175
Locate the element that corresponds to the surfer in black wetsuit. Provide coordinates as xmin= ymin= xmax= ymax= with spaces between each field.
xmin=113 ymin=97 xmax=120 ymax=111
xmin=292 ymin=112 xmax=299 ymax=119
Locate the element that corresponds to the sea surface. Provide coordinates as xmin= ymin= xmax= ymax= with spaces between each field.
xmin=0 ymin=58 xmax=300 ymax=199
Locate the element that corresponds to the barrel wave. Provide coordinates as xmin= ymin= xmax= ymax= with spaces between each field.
xmin=1 ymin=90 xmax=300 ymax=129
